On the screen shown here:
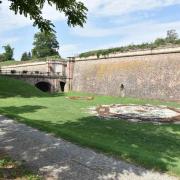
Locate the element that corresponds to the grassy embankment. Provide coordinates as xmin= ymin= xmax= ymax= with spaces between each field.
xmin=0 ymin=76 xmax=179 ymax=177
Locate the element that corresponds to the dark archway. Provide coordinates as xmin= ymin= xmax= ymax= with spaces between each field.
xmin=120 ymin=84 xmax=125 ymax=97
xmin=60 ymin=81 xmax=66 ymax=92
xmin=120 ymin=84 xmax=124 ymax=90
xmin=35 ymin=82 xmax=51 ymax=92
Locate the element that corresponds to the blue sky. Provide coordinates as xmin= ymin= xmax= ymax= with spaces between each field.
xmin=0 ymin=0 xmax=180 ymax=60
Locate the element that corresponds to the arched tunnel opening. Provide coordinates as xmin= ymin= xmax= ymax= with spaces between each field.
xmin=35 ymin=82 xmax=51 ymax=92
xmin=60 ymin=81 xmax=66 ymax=92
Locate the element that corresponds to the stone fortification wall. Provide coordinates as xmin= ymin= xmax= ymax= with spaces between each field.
xmin=1 ymin=62 xmax=49 ymax=73
xmin=72 ymin=48 xmax=180 ymax=100
xmin=0 ymin=61 xmax=67 ymax=75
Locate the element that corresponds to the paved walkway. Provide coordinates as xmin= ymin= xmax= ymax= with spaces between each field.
xmin=0 ymin=115 xmax=177 ymax=180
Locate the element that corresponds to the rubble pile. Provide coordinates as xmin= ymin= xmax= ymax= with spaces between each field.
xmin=90 ymin=104 xmax=180 ymax=123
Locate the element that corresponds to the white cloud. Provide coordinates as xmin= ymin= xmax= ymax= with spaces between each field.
xmin=60 ymin=44 xmax=79 ymax=57
xmin=72 ymin=23 xmax=113 ymax=37
xmin=0 ymin=1 xmax=65 ymax=33
xmin=0 ymin=37 xmax=19 ymax=45
xmin=71 ymin=20 xmax=180 ymax=56
xmin=42 ymin=3 xmax=65 ymax=21
xmin=1 ymin=0 xmax=179 ymax=33
xmin=72 ymin=20 xmax=180 ymax=39
xmin=0 ymin=1 xmax=33 ymax=33
xmin=1 ymin=0 xmax=180 ymax=58
xmin=82 ymin=0 xmax=180 ymax=16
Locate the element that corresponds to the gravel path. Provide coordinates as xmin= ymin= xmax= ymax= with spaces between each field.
xmin=0 ymin=115 xmax=178 ymax=180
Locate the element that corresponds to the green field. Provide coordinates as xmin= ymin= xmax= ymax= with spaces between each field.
xmin=0 ymin=76 xmax=180 ymax=177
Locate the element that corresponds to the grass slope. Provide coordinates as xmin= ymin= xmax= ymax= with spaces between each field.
xmin=0 ymin=76 xmax=180 ymax=177
xmin=0 ymin=76 xmax=45 ymax=98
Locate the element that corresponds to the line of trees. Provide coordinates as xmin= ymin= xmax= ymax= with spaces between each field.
xmin=0 ymin=31 xmax=60 ymax=62
xmin=79 ymin=29 xmax=180 ymax=58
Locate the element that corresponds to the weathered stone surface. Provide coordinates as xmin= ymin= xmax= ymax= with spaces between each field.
xmin=72 ymin=52 xmax=180 ymax=100
xmin=90 ymin=104 xmax=180 ymax=123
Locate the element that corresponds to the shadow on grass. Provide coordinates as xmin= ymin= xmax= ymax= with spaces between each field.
xmin=0 ymin=105 xmax=47 ymax=115
xmin=0 ymin=105 xmax=180 ymax=177
xmin=0 ymin=91 xmax=65 ymax=99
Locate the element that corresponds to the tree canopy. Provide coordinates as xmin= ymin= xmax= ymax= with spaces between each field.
xmin=32 ymin=31 xmax=60 ymax=58
xmin=0 ymin=0 xmax=88 ymax=32
xmin=21 ymin=52 xmax=32 ymax=61
xmin=0 ymin=44 xmax=14 ymax=61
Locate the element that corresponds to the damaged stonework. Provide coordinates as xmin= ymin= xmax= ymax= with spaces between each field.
xmin=66 ymin=96 xmax=94 ymax=100
xmin=89 ymin=104 xmax=180 ymax=123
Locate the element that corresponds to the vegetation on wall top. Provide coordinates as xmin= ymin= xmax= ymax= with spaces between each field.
xmin=0 ymin=55 xmax=64 ymax=67
xmin=79 ymin=30 xmax=180 ymax=58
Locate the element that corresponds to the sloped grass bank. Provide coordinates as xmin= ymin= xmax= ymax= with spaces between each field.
xmin=0 ymin=77 xmax=180 ymax=177
xmin=0 ymin=76 xmax=45 ymax=98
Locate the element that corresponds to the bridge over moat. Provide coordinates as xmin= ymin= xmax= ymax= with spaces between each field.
xmin=0 ymin=61 xmax=70 ymax=92
xmin=0 ymin=70 xmax=67 ymax=92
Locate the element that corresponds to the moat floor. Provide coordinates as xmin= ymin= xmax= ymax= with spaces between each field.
xmin=0 ymin=115 xmax=177 ymax=180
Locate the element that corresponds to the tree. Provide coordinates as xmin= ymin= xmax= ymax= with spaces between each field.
xmin=0 ymin=0 xmax=87 ymax=33
xmin=28 ymin=52 xmax=32 ymax=59
xmin=154 ymin=38 xmax=166 ymax=46
xmin=2 ymin=44 xmax=14 ymax=61
xmin=0 ymin=54 xmax=5 ymax=62
xmin=21 ymin=52 xmax=31 ymax=61
xmin=166 ymin=29 xmax=178 ymax=43
xmin=32 ymin=31 xmax=60 ymax=58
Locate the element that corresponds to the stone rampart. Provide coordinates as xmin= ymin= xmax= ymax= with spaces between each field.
xmin=72 ymin=48 xmax=180 ymax=100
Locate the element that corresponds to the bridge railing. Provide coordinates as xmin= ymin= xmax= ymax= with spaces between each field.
xmin=0 ymin=69 xmax=66 ymax=77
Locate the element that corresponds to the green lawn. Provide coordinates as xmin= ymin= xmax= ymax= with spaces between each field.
xmin=0 ymin=76 xmax=180 ymax=177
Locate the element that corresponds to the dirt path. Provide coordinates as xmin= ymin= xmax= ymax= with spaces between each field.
xmin=0 ymin=115 xmax=177 ymax=180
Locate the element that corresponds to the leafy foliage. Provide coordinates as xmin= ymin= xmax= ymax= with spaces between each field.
xmin=0 ymin=0 xmax=87 ymax=32
xmin=21 ymin=52 xmax=32 ymax=61
xmin=0 ymin=54 xmax=5 ymax=62
xmin=166 ymin=29 xmax=179 ymax=43
xmin=32 ymin=31 xmax=60 ymax=58
xmin=79 ymin=30 xmax=180 ymax=58
xmin=0 ymin=44 xmax=14 ymax=61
